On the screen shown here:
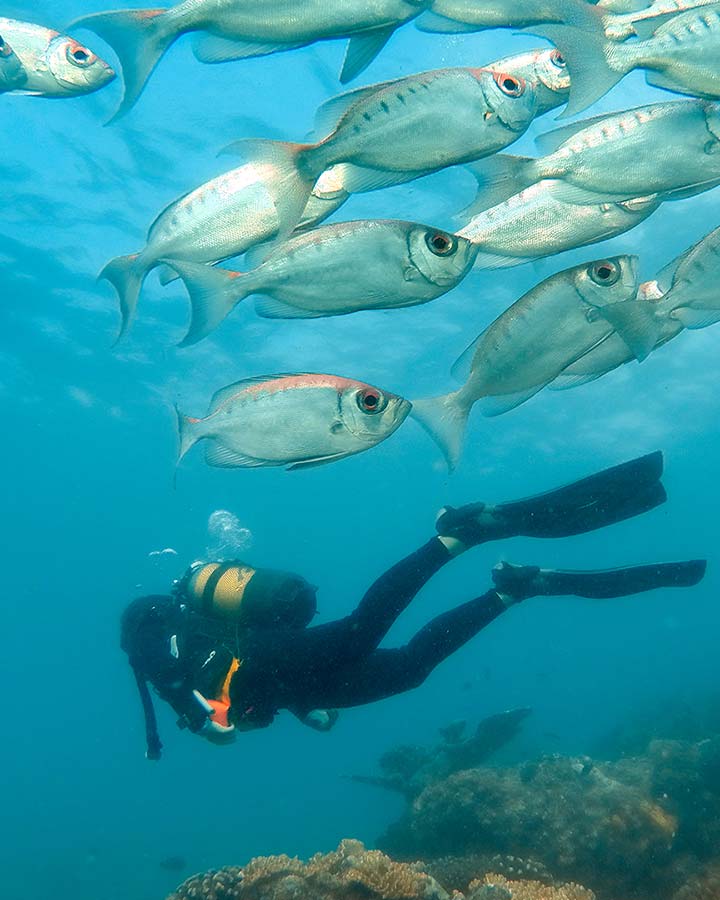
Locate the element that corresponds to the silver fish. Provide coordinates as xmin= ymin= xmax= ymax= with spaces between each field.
xmin=554 ymin=227 xmax=720 ymax=387
xmin=296 ymin=51 xmax=565 ymax=232
xmin=169 ymin=220 xmax=478 ymax=344
xmin=411 ymin=256 xmax=643 ymax=469
xmin=468 ymin=101 xmax=720 ymax=212
xmin=71 ymin=0 xmax=431 ymax=119
xmin=531 ymin=3 xmax=720 ymax=106
xmin=648 ymin=224 xmax=720 ymax=328
xmin=101 ymin=142 xmax=313 ymax=339
xmin=0 ymin=33 xmax=25 ymax=92
xmin=602 ymin=0 xmax=717 ymax=40
xmin=457 ymin=179 xmax=661 ymax=268
xmin=0 ymin=17 xmax=113 ymax=97
xmin=549 ymin=281 xmax=684 ymax=389
xmin=417 ymin=0 xmax=601 ymax=34
xmin=177 ymin=373 xmax=411 ymax=470
xmin=219 ymin=66 xmax=538 ymax=239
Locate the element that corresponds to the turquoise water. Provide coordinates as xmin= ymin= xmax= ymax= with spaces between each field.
xmin=2 ymin=3 xmax=719 ymax=899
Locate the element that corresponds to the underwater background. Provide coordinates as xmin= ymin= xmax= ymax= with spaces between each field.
xmin=2 ymin=2 xmax=720 ymax=899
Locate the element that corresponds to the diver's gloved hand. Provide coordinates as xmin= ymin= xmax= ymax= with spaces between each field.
xmin=199 ymin=717 xmax=236 ymax=746
xmin=191 ymin=691 xmax=236 ymax=745
xmin=302 ymin=709 xmax=340 ymax=732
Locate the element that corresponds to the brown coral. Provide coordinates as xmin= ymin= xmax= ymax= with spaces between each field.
xmin=168 ymin=840 xmax=447 ymax=900
xmin=469 ymin=874 xmax=595 ymax=900
xmin=671 ymin=863 xmax=720 ymax=900
xmin=426 ymin=854 xmax=552 ymax=893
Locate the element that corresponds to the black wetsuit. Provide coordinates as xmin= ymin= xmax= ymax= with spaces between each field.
xmin=229 ymin=538 xmax=503 ymax=726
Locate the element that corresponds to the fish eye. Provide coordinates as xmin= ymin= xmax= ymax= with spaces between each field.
xmin=426 ymin=230 xmax=458 ymax=257
xmin=550 ymin=50 xmax=566 ymax=69
xmin=0 ymin=36 xmax=10 ymax=58
xmin=357 ymin=389 xmax=387 ymax=415
xmin=493 ymin=71 xmax=525 ymax=97
xmin=589 ymin=260 xmax=620 ymax=286
xmin=66 ymin=43 xmax=96 ymax=68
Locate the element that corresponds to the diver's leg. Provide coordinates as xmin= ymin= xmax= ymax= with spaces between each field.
xmin=436 ymin=451 xmax=666 ymax=552
xmin=491 ymin=559 xmax=707 ymax=600
xmin=301 ymin=589 xmax=510 ymax=709
xmin=295 ymin=537 xmax=454 ymax=668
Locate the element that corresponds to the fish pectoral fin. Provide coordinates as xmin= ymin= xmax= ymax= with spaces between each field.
xmin=192 ymin=35 xmax=305 ymax=64
xmin=478 ymin=383 xmax=549 ymax=417
xmin=205 ymin=442 xmax=270 ymax=469
xmin=341 ymin=27 xmax=396 ymax=83
xmin=672 ymin=306 xmax=720 ymax=330
xmin=597 ymin=300 xmax=661 ymax=361
xmin=415 ymin=11 xmax=480 ymax=34
xmin=287 ymin=452 xmax=349 ymax=471
xmin=254 ymin=297 xmax=328 ymax=319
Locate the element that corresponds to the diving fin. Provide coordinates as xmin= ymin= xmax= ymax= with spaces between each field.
xmin=436 ymin=451 xmax=666 ymax=545
xmin=492 ymin=559 xmax=707 ymax=601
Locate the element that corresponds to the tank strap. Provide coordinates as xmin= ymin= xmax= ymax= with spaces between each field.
xmin=201 ymin=562 xmax=236 ymax=616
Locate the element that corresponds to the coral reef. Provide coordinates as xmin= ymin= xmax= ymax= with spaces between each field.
xmin=168 ymin=840 xmax=448 ymax=900
xmin=672 ymin=862 xmax=720 ymax=900
xmin=371 ymin=737 xmax=720 ymax=900
xmin=348 ymin=709 xmax=531 ymax=799
xmin=468 ymin=874 xmax=594 ymax=900
xmin=426 ymin=854 xmax=552 ymax=893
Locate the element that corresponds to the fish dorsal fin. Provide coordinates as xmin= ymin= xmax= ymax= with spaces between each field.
xmin=207 ymin=374 xmax=306 ymax=413
xmin=535 ymin=113 xmax=615 ymax=156
xmin=415 ymin=11 xmax=481 ymax=33
xmin=340 ymin=26 xmax=395 ymax=83
xmin=205 ymin=443 xmax=269 ymax=469
xmin=313 ymin=82 xmax=396 ymax=138
xmin=451 ymin=334 xmax=484 ymax=382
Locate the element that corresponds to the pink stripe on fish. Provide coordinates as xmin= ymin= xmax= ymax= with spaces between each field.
xmin=202 ymin=374 xmax=369 ymax=422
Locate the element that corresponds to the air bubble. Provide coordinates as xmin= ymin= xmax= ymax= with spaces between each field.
xmin=206 ymin=509 xmax=253 ymax=559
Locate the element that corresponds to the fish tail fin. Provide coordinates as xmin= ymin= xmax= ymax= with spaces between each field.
xmin=175 ymin=404 xmax=202 ymax=463
xmin=411 ymin=392 xmax=470 ymax=473
xmin=525 ymin=22 xmax=630 ymax=117
xmin=463 ymin=156 xmax=536 ymax=216
xmin=168 ymin=260 xmax=251 ymax=346
xmin=99 ymin=252 xmax=146 ymax=342
xmin=218 ymin=138 xmax=319 ymax=234
xmin=71 ymin=8 xmax=176 ymax=121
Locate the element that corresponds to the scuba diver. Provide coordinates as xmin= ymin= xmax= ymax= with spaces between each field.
xmin=121 ymin=451 xmax=706 ymax=759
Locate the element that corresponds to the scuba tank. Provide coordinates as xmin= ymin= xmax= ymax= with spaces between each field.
xmin=176 ymin=560 xmax=318 ymax=629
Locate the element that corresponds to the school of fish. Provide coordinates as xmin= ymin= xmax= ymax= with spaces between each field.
xmin=6 ymin=0 xmax=720 ymax=471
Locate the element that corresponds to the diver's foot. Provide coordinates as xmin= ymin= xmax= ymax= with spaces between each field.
xmin=436 ymin=502 xmax=515 ymax=553
xmin=491 ymin=562 xmax=544 ymax=604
